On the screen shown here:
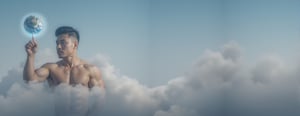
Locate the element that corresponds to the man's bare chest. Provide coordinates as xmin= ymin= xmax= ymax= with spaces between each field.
xmin=48 ymin=66 xmax=90 ymax=86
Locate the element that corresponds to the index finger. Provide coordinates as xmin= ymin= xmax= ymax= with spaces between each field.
xmin=32 ymin=38 xmax=37 ymax=46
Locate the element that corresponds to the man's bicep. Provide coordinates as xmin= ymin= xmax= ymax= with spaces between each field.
xmin=34 ymin=64 xmax=50 ymax=82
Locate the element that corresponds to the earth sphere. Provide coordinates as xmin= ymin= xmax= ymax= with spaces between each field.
xmin=24 ymin=15 xmax=43 ymax=34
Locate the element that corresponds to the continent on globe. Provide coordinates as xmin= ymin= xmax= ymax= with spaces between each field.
xmin=24 ymin=15 xmax=43 ymax=34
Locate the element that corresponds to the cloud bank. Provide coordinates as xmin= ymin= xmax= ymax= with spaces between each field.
xmin=0 ymin=41 xmax=299 ymax=116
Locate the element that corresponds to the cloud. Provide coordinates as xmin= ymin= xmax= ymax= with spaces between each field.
xmin=0 ymin=41 xmax=299 ymax=116
xmin=154 ymin=105 xmax=198 ymax=116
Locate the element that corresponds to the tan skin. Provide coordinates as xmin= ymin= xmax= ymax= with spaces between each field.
xmin=23 ymin=34 xmax=105 ymax=89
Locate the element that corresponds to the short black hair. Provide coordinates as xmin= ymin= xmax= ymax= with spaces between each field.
xmin=55 ymin=26 xmax=80 ymax=43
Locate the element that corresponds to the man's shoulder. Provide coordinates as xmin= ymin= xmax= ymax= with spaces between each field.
xmin=80 ymin=60 xmax=100 ymax=72
xmin=43 ymin=62 xmax=56 ymax=67
xmin=41 ymin=61 xmax=60 ymax=69
xmin=82 ymin=63 xmax=97 ymax=70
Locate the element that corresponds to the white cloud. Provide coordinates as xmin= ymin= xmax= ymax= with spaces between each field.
xmin=0 ymin=42 xmax=299 ymax=116
xmin=154 ymin=105 xmax=198 ymax=116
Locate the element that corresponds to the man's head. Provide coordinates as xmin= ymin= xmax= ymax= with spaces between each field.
xmin=55 ymin=26 xmax=80 ymax=58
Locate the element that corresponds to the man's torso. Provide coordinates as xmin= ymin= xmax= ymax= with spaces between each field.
xmin=46 ymin=60 xmax=93 ymax=87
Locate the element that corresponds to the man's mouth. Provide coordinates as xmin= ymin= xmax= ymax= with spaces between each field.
xmin=57 ymin=51 xmax=63 ymax=54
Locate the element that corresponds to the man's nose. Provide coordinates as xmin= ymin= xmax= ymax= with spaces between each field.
xmin=57 ymin=44 xmax=62 ymax=49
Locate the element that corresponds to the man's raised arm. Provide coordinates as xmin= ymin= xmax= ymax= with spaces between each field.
xmin=23 ymin=38 xmax=49 ymax=83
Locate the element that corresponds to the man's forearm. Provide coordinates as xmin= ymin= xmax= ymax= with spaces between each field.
xmin=23 ymin=55 xmax=36 ymax=82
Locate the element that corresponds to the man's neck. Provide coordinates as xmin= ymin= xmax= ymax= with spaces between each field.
xmin=62 ymin=56 xmax=81 ymax=68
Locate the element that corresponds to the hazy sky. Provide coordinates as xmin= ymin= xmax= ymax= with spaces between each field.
xmin=2 ymin=1 xmax=300 ymax=116
xmin=0 ymin=0 xmax=300 ymax=87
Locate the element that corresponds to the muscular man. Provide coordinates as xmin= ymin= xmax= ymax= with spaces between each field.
xmin=23 ymin=26 xmax=104 ymax=116
xmin=23 ymin=26 xmax=104 ymax=88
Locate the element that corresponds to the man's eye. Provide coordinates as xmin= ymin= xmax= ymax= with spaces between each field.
xmin=60 ymin=41 xmax=66 ymax=45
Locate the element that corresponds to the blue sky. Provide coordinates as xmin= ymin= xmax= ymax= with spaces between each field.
xmin=0 ymin=0 xmax=300 ymax=87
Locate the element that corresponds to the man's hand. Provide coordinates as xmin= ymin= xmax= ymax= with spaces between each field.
xmin=25 ymin=37 xmax=38 ymax=56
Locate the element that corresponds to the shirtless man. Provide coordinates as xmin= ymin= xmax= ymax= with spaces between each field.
xmin=23 ymin=26 xmax=104 ymax=88
xmin=23 ymin=26 xmax=104 ymax=115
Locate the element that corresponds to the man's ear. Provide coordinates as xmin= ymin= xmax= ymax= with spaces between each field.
xmin=73 ymin=41 xmax=78 ymax=49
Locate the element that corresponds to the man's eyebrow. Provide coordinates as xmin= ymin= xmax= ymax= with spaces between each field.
xmin=56 ymin=39 xmax=65 ymax=43
xmin=56 ymin=39 xmax=65 ymax=42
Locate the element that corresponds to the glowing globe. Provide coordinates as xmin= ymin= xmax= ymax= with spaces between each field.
xmin=23 ymin=15 xmax=43 ymax=35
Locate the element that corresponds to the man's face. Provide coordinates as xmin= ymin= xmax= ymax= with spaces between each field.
xmin=56 ymin=34 xmax=77 ymax=58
